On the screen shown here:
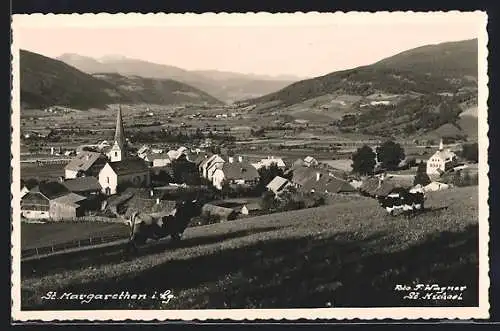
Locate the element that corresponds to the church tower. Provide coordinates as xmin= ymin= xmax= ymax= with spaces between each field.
xmin=109 ymin=105 xmax=126 ymax=162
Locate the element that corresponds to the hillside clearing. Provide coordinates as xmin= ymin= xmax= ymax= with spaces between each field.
xmin=21 ymin=186 xmax=479 ymax=310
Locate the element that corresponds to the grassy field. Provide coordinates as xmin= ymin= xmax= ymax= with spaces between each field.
xmin=21 ymin=186 xmax=479 ymax=310
xmin=21 ymin=222 xmax=130 ymax=250
xmin=21 ymin=163 xmax=66 ymax=181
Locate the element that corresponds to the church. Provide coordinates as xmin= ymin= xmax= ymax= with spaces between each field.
xmin=96 ymin=106 xmax=151 ymax=195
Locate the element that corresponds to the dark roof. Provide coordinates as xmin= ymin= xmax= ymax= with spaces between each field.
xmin=291 ymin=166 xmax=318 ymax=186
xmin=108 ymin=158 xmax=149 ymax=175
xmin=62 ymin=177 xmax=102 ymax=192
xmin=32 ymin=181 xmax=70 ymax=200
xmin=302 ymin=174 xmax=356 ymax=194
xmin=222 ymin=162 xmax=260 ymax=181
xmin=359 ymin=177 xmax=413 ymax=197
xmin=51 ymin=193 xmax=86 ymax=207
xmin=65 ymin=151 xmax=105 ymax=172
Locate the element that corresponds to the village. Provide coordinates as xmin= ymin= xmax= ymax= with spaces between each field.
xmin=20 ymin=105 xmax=479 ymax=231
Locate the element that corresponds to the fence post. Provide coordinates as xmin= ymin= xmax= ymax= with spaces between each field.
xmin=35 ymin=247 xmax=39 ymax=256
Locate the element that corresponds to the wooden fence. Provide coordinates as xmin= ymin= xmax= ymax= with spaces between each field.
xmin=21 ymin=234 xmax=127 ymax=260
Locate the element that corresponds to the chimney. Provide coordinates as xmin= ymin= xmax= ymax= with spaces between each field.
xmin=316 ymin=172 xmax=321 ymax=181
xmin=156 ymin=198 xmax=160 ymax=205
xmin=439 ymin=138 xmax=444 ymax=151
xmin=228 ymin=156 xmax=234 ymax=163
xmin=86 ymin=154 xmax=90 ymax=161
xmin=150 ymin=189 xmax=154 ymax=197
xmin=50 ymin=147 xmax=54 ymax=155
xmin=238 ymin=155 xmax=243 ymax=162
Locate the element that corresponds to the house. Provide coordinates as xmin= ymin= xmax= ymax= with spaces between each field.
xmin=252 ymin=156 xmax=287 ymax=170
xmin=424 ymin=181 xmax=450 ymax=192
xmin=212 ymin=161 xmax=260 ymax=190
xmin=426 ymin=139 xmax=458 ymax=176
xmin=359 ymin=174 xmax=413 ymax=198
xmin=240 ymin=203 xmax=261 ymax=216
xmin=137 ymin=145 xmax=150 ymax=159
xmin=301 ymin=172 xmax=357 ymax=194
xmin=21 ymin=181 xmax=86 ymax=220
xmin=266 ymin=176 xmax=291 ymax=196
xmin=144 ymin=152 xmax=172 ymax=168
xmin=61 ymin=177 xmax=102 ymax=196
xmin=199 ymin=154 xmax=225 ymax=180
xmin=304 ymin=156 xmax=319 ymax=167
xmin=64 ymin=151 xmax=107 ymax=179
xmin=98 ymin=158 xmax=151 ymax=195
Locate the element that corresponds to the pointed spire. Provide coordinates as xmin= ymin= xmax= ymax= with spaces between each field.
xmin=114 ymin=105 xmax=125 ymax=149
xmin=439 ymin=138 xmax=444 ymax=151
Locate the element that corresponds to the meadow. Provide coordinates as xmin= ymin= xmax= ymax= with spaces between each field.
xmin=21 ymin=186 xmax=479 ymax=310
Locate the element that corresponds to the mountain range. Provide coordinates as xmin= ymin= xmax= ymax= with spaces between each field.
xmin=56 ymin=54 xmax=302 ymax=103
xmin=20 ymin=50 xmax=222 ymax=110
xmin=244 ymin=38 xmax=478 ymax=139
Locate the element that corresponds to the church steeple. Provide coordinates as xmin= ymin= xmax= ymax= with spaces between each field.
xmin=114 ymin=105 xmax=125 ymax=150
xmin=108 ymin=105 xmax=126 ymax=162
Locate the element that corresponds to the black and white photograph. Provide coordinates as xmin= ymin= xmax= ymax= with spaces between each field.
xmin=11 ymin=12 xmax=489 ymax=321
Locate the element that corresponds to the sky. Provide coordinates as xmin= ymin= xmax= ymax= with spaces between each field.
xmin=13 ymin=13 xmax=484 ymax=78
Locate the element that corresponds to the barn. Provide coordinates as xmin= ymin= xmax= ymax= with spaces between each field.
xmin=49 ymin=193 xmax=87 ymax=221
xmin=21 ymin=181 xmax=87 ymax=220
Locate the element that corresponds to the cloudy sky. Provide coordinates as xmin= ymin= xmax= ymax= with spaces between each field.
xmin=13 ymin=13 xmax=484 ymax=78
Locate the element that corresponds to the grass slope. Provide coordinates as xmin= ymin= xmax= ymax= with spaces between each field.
xmin=244 ymin=39 xmax=478 ymax=138
xmin=22 ymin=186 xmax=479 ymax=309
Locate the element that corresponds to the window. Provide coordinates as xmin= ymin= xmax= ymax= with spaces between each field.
xmin=106 ymin=177 xmax=110 ymax=184
xmin=115 ymin=152 xmax=118 ymax=157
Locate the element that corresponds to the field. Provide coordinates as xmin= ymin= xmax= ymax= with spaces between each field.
xmin=21 ymin=186 xmax=479 ymax=310
xmin=21 ymin=221 xmax=129 ymax=250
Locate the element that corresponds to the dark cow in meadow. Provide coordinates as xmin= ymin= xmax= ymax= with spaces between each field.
xmin=377 ymin=186 xmax=426 ymax=216
xmin=126 ymin=199 xmax=202 ymax=253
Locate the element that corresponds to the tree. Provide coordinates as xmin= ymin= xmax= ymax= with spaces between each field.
xmin=257 ymin=163 xmax=285 ymax=193
xmin=413 ymin=163 xmax=431 ymax=186
xmin=376 ymin=141 xmax=406 ymax=170
xmin=461 ymin=142 xmax=478 ymax=163
xmin=260 ymin=191 xmax=277 ymax=211
xmin=351 ymin=145 xmax=376 ymax=175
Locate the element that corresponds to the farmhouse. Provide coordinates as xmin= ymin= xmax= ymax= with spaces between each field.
xmin=266 ymin=176 xmax=292 ymax=196
xmin=252 ymin=156 xmax=287 ymax=170
xmin=212 ymin=160 xmax=260 ymax=190
xmin=426 ymin=139 xmax=458 ymax=176
xmin=359 ymin=175 xmax=413 ymax=198
xmin=64 ymin=151 xmax=107 ymax=179
xmin=200 ymin=154 xmax=225 ymax=180
xmin=98 ymin=158 xmax=151 ymax=195
xmin=291 ymin=166 xmax=355 ymax=194
xmin=303 ymin=156 xmax=319 ymax=168
xmin=145 ymin=152 xmax=172 ymax=168
xmin=21 ymin=181 xmax=87 ymax=220
xmin=137 ymin=145 xmax=150 ymax=159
